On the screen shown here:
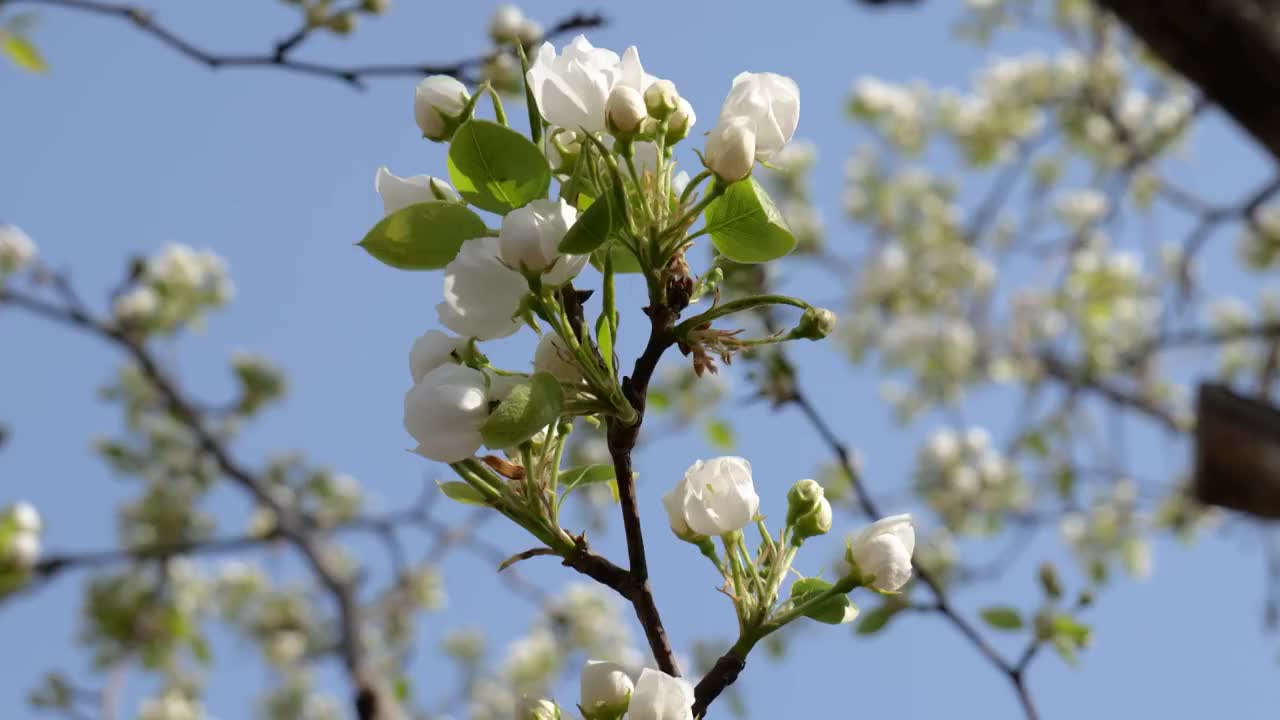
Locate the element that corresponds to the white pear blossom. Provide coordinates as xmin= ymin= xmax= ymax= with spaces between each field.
xmin=628 ymin=668 xmax=693 ymax=720
xmin=409 ymin=329 xmax=468 ymax=383
xmin=517 ymin=697 xmax=561 ymax=720
xmin=113 ymin=285 xmax=160 ymax=322
xmin=848 ymin=514 xmax=915 ymax=591
xmin=717 ymin=71 xmax=800 ymax=161
xmin=606 ymin=85 xmax=647 ymax=135
xmin=437 ymin=237 xmax=527 ymax=340
xmin=0 ymin=224 xmax=36 ymax=275
xmin=488 ymin=4 xmax=526 ymax=43
xmin=375 ymin=166 xmax=459 ymax=215
xmin=1055 ymin=189 xmax=1109 ymax=227
xmin=534 ymin=333 xmax=583 ymax=384
xmin=403 ymin=364 xmax=491 ymax=462
xmin=580 ymin=659 xmax=634 ymax=718
xmin=414 ymin=75 xmax=470 ymax=141
xmin=526 ymin=36 xmax=658 ymax=134
xmin=664 ymin=456 xmax=759 ymax=537
xmin=705 ymin=117 xmax=757 ymax=182
xmin=138 ymin=691 xmax=206 ymax=720
xmin=7 ymin=531 xmax=40 ymax=570
xmin=497 ymin=198 xmax=587 ymax=285
xmin=10 ymin=501 xmax=41 ymax=534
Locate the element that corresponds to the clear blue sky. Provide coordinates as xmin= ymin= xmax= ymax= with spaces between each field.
xmin=2 ymin=1 xmax=1279 ymax=718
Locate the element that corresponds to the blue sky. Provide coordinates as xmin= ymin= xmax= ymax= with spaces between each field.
xmin=2 ymin=1 xmax=1279 ymax=718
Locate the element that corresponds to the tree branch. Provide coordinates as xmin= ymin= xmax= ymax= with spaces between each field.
xmin=2 ymin=0 xmax=604 ymax=89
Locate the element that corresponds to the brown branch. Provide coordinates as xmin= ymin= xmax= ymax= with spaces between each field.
xmin=0 ymin=283 xmax=383 ymax=719
xmin=3 ymin=0 xmax=604 ymax=89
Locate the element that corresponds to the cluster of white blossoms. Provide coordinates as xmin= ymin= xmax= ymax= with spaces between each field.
xmin=1060 ymin=240 xmax=1158 ymax=370
xmin=113 ymin=243 xmax=235 ymax=332
xmin=0 ymin=501 xmax=43 ymax=575
xmin=916 ymin=427 xmax=1028 ymax=534
xmin=138 ymin=689 xmax=207 ymax=720
xmin=0 ymin=223 xmax=37 ymax=278
xmin=1059 ymin=479 xmax=1153 ymax=582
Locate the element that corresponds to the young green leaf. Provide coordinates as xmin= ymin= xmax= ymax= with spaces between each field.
xmin=789 ymin=577 xmax=859 ymax=625
xmin=558 ymin=464 xmax=616 ymax=493
xmin=448 ymin=119 xmax=550 ymax=213
xmin=480 ymin=372 xmax=564 ymax=449
xmin=980 ymin=606 xmax=1025 ymax=631
xmin=855 ymin=604 xmax=903 ymax=635
xmin=437 ymin=481 xmax=489 ymax=506
xmin=703 ymin=178 xmax=796 ymax=263
xmin=2 ymin=33 xmax=47 ymax=74
xmin=559 ymin=190 xmax=614 ymax=253
xmin=358 ymin=201 xmax=489 ymax=270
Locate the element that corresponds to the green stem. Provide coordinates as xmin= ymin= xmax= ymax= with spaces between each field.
xmin=514 ymin=42 xmax=542 ymax=145
xmin=672 ymin=294 xmax=814 ymax=338
xmin=722 ymin=534 xmax=749 ymax=624
xmin=679 ymin=169 xmax=714 ymax=206
xmin=664 ymin=181 xmax=724 ymax=239
xmin=484 ymin=85 xmax=508 ymax=126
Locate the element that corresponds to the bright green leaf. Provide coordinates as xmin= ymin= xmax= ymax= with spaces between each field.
xmin=437 ymin=481 xmax=489 ymax=506
xmin=705 ymin=419 xmax=735 ymax=449
xmin=703 ymin=178 xmax=796 ymax=263
xmin=980 ymin=606 xmax=1024 ymax=631
xmin=590 ymin=241 xmax=644 ymax=274
xmin=358 ymin=201 xmax=488 ymax=270
xmin=559 ymin=189 xmax=614 ymax=253
xmin=480 ymin=372 xmax=564 ymax=449
xmin=2 ymin=33 xmax=47 ymax=74
xmin=856 ymin=604 xmax=903 ymax=635
xmin=559 ymin=464 xmax=615 ymax=493
xmin=789 ymin=577 xmax=859 ymax=625
xmin=447 ymin=119 xmax=550 ymax=213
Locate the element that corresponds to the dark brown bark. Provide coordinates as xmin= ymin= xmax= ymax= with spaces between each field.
xmin=1097 ymin=0 xmax=1280 ymax=163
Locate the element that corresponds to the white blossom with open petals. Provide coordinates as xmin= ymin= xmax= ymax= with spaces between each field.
xmin=403 ymin=364 xmax=490 ymax=463
xmin=375 ymin=166 xmax=459 ymax=216
xmin=437 ymin=238 xmax=527 ymax=340
xmin=628 ymin=668 xmax=693 ymax=720
xmin=526 ymin=36 xmax=657 ymax=134
xmin=717 ymin=71 xmax=800 ymax=161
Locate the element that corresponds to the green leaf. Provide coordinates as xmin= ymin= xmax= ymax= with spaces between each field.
xmin=447 ymin=119 xmax=550 ymax=213
xmin=590 ymin=241 xmax=644 ymax=274
xmin=856 ymin=604 xmax=903 ymax=635
xmin=2 ymin=33 xmax=47 ymax=73
xmin=559 ymin=464 xmax=616 ymax=493
xmin=480 ymin=372 xmax=564 ymax=449
xmin=980 ymin=606 xmax=1024 ymax=631
xmin=437 ymin=481 xmax=489 ymax=506
xmin=1050 ymin=613 xmax=1092 ymax=646
xmin=559 ymin=189 xmax=614 ymax=253
xmin=789 ymin=578 xmax=859 ymax=625
xmin=703 ymin=178 xmax=796 ymax=263
xmin=705 ymin=419 xmax=735 ymax=449
xmin=594 ymin=312 xmax=614 ymax=371
xmin=358 ymin=201 xmax=488 ymax=270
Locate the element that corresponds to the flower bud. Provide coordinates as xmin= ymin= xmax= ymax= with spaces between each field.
xmin=534 ymin=333 xmax=583 ymax=384
xmin=644 ymin=79 xmax=679 ymax=120
xmin=9 ymin=502 xmax=41 ymax=534
xmin=488 ymin=4 xmax=526 ymax=44
xmin=0 ymin=224 xmax=36 ymax=276
xmin=375 ymin=167 xmax=461 ymax=216
xmin=517 ymin=697 xmax=561 ymax=720
xmin=846 ymin=514 xmax=915 ymax=592
xmin=580 ymin=660 xmax=634 ymax=719
xmin=663 ymin=457 xmax=759 ymax=537
xmin=359 ymin=0 xmax=391 ymax=14
xmin=666 ymin=98 xmax=696 ymax=144
xmin=793 ymin=307 xmax=837 ymax=340
xmin=786 ymin=479 xmax=832 ymax=541
xmin=516 ymin=18 xmax=544 ymax=45
xmin=606 ymin=85 xmax=647 ymax=137
xmin=497 ymin=198 xmax=587 ymax=285
xmin=705 ymin=118 xmax=756 ymax=183
xmin=325 ymin=11 xmax=357 ymax=34
xmin=413 ymin=75 xmax=470 ymax=141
